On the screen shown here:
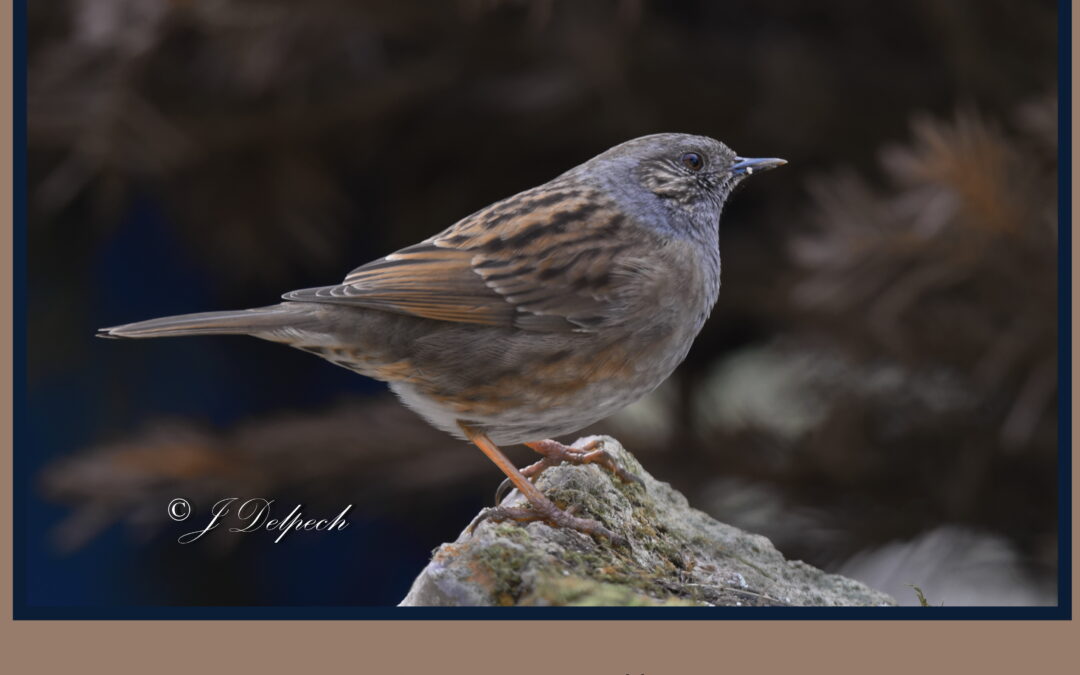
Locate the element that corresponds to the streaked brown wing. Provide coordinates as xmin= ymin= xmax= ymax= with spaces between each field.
xmin=283 ymin=182 xmax=639 ymax=332
xmin=284 ymin=241 xmax=516 ymax=326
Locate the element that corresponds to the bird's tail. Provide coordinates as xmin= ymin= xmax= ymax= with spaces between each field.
xmin=97 ymin=303 xmax=306 ymax=339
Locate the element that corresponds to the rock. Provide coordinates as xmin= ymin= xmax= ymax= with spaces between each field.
xmin=399 ymin=436 xmax=896 ymax=607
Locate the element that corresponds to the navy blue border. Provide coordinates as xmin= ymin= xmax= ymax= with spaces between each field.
xmin=1054 ymin=0 xmax=1072 ymax=616
xmin=11 ymin=0 xmax=1073 ymax=620
xmin=9 ymin=606 xmax=1067 ymax=620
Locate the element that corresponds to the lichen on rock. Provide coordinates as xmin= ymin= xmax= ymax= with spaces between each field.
xmin=400 ymin=435 xmax=895 ymax=607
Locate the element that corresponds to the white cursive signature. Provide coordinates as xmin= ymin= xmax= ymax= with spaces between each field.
xmin=177 ymin=498 xmax=352 ymax=544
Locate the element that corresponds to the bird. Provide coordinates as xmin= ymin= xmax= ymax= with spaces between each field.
xmin=99 ymin=133 xmax=785 ymax=545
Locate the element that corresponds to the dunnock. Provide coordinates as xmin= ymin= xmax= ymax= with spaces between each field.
xmin=99 ymin=133 xmax=785 ymax=545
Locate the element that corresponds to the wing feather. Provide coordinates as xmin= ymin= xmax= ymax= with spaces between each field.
xmin=284 ymin=182 xmax=645 ymax=332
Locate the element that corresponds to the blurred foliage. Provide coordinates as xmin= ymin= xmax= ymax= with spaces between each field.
xmin=41 ymin=399 xmax=468 ymax=552
xmin=27 ymin=0 xmax=1059 ymax=605
xmin=693 ymin=98 xmax=1058 ymax=589
xmin=794 ymin=101 xmax=1057 ymax=453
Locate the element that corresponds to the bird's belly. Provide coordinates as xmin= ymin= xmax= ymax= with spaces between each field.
xmin=389 ymin=376 xmax=651 ymax=446
xmin=388 ymin=328 xmax=694 ymax=446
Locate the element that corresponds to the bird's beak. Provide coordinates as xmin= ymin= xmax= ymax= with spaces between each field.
xmin=730 ymin=157 xmax=787 ymax=176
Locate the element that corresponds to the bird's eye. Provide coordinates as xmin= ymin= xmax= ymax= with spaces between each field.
xmin=681 ymin=152 xmax=704 ymax=171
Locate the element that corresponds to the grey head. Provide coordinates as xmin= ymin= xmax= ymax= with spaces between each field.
xmin=567 ymin=132 xmax=786 ymax=243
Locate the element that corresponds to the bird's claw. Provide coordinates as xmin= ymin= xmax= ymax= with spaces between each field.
xmin=493 ymin=438 xmax=644 ymax=505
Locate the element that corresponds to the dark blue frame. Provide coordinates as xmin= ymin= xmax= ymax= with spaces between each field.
xmin=11 ymin=0 xmax=1072 ymax=620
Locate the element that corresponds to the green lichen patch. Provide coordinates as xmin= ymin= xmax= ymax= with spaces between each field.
xmin=519 ymin=575 xmax=697 ymax=606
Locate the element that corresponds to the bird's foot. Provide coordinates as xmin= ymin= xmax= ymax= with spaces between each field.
xmin=494 ymin=438 xmax=643 ymax=505
xmin=524 ymin=438 xmax=644 ymax=485
xmin=469 ymin=499 xmax=627 ymax=547
xmin=456 ymin=423 xmax=629 ymax=547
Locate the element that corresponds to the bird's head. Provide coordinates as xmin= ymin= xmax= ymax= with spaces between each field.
xmin=581 ymin=133 xmax=786 ymax=240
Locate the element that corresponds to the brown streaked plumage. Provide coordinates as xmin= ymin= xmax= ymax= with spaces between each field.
xmin=98 ymin=133 xmax=785 ymax=544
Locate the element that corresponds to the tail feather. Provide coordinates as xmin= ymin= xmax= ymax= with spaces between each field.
xmin=97 ymin=304 xmax=302 ymax=339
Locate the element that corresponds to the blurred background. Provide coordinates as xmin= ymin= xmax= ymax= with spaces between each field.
xmin=25 ymin=0 xmax=1059 ymax=607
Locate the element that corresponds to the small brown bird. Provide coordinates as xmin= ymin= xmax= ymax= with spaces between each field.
xmin=99 ymin=133 xmax=784 ymax=544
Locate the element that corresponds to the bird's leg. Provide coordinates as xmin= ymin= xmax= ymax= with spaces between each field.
xmin=459 ymin=422 xmax=626 ymax=546
xmin=493 ymin=438 xmax=643 ymax=505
